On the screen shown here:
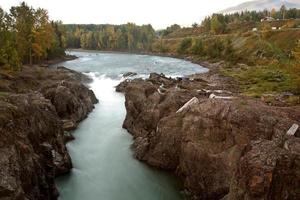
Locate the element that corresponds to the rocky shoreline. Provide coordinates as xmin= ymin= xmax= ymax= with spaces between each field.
xmin=117 ymin=70 xmax=300 ymax=199
xmin=41 ymin=54 xmax=78 ymax=66
xmin=0 ymin=65 xmax=98 ymax=199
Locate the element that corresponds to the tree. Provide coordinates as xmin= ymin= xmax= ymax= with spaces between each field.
xmin=0 ymin=7 xmax=21 ymax=70
xmin=263 ymin=9 xmax=270 ymax=17
xmin=201 ymin=17 xmax=211 ymax=32
xmin=210 ymin=14 xmax=226 ymax=34
xmin=270 ymin=8 xmax=276 ymax=18
xmin=48 ymin=21 xmax=66 ymax=59
xmin=126 ymin=23 xmax=136 ymax=51
xmin=32 ymin=8 xmax=54 ymax=63
xmin=116 ymin=29 xmax=127 ymax=50
xmin=0 ymin=7 xmax=7 ymax=65
xmin=10 ymin=2 xmax=35 ymax=65
xmin=286 ymin=8 xmax=298 ymax=19
xmin=280 ymin=5 xmax=287 ymax=19
xmin=1 ymin=2 xmax=65 ymax=69
xmin=106 ymin=26 xmax=116 ymax=49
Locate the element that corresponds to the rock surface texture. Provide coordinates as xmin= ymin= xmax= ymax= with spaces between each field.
xmin=117 ymin=73 xmax=300 ymax=200
xmin=0 ymin=66 xmax=97 ymax=200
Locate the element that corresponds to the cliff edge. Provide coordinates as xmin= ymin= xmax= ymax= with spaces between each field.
xmin=0 ymin=65 xmax=98 ymax=199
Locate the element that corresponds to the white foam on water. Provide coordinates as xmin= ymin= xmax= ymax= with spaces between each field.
xmin=85 ymin=72 xmax=122 ymax=104
xmin=79 ymin=57 xmax=93 ymax=62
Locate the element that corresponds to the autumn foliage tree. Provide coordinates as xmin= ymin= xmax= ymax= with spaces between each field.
xmin=0 ymin=2 xmax=65 ymax=70
xmin=32 ymin=8 xmax=54 ymax=63
xmin=10 ymin=2 xmax=35 ymax=65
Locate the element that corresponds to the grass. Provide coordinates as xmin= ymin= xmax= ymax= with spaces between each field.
xmin=153 ymin=27 xmax=300 ymax=106
xmin=220 ymin=63 xmax=300 ymax=102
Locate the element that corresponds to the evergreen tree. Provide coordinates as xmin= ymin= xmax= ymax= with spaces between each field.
xmin=210 ymin=14 xmax=226 ymax=34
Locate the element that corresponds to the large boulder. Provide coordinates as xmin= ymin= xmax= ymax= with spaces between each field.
xmin=41 ymin=81 xmax=98 ymax=123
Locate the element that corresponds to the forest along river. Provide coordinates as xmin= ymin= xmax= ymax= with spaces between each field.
xmin=55 ymin=50 xmax=208 ymax=200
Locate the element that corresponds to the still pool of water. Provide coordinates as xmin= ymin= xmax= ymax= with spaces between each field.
xmin=55 ymin=51 xmax=208 ymax=200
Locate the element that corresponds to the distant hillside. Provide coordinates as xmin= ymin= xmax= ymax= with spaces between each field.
xmin=221 ymin=0 xmax=300 ymax=13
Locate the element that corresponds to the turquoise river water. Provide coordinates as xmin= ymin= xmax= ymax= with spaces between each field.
xmin=55 ymin=50 xmax=208 ymax=200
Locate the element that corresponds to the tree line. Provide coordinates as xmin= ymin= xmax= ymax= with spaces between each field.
xmin=175 ymin=37 xmax=238 ymax=63
xmin=201 ymin=6 xmax=300 ymax=34
xmin=1 ymin=2 xmax=299 ymax=70
xmin=160 ymin=6 xmax=300 ymax=36
xmin=0 ymin=2 xmax=65 ymax=70
xmin=63 ymin=23 xmax=156 ymax=51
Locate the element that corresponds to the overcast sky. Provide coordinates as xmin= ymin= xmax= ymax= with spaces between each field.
xmin=0 ymin=0 xmax=248 ymax=29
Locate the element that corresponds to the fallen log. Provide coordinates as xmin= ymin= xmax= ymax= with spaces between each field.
xmin=209 ymin=93 xmax=235 ymax=100
xmin=157 ymin=83 xmax=167 ymax=94
xmin=198 ymin=89 xmax=232 ymax=94
xmin=176 ymin=97 xmax=199 ymax=113
xmin=287 ymin=124 xmax=299 ymax=136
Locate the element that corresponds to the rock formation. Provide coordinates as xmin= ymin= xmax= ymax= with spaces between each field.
xmin=117 ymin=73 xmax=300 ymax=200
xmin=0 ymin=65 xmax=98 ymax=200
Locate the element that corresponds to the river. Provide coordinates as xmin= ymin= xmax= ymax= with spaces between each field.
xmin=55 ymin=51 xmax=208 ymax=200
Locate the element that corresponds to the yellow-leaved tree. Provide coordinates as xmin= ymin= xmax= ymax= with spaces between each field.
xmin=32 ymin=8 xmax=54 ymax=63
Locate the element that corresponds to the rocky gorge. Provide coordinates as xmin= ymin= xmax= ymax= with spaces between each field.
xmin=0 ymin=65 xmax=98 ymax=200
xmin=117 ymin=67 xmax=300 ymax=199
xmin=0 ymin=55 xmax=299 ymax=200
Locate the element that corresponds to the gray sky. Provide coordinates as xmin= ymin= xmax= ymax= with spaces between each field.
xmin=0 ymin=0 xmax=248 ymax=29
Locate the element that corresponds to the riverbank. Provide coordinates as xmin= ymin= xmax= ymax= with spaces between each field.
xmin=117 ymin=69 xmax=300 ymax=199
xmin=42 ymin=54 xmax=78 ymax=66
xmin=67 ymin=49 xmax=300 ymax=107
xmin=0 ymin=65 xmax=98 ymax=199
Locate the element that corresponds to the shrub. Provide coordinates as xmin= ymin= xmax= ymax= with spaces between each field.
xmin=206 ymin=39 xmax=224 ymax=58
xmin=223 ymin=39 xmax=237 ymax=62
xmin=191 ymin=38 xmax=204 ymax=55
xmin=177 ymin=38 xmax=192 ymax=54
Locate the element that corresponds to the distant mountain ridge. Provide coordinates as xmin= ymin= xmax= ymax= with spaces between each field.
xmin=220 ymin=0 xmax=300 ymax=13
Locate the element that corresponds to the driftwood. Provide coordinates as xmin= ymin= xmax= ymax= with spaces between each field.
xmin=157 ymin=89 xmax=164 ymax=94
xmin=209 ymin=93 xmax=235 ymax=99
xmin=157 ymin=83 xmax=167 ymax=94
xmin=176 ymin=97 xmax=199 ymax=113
xmin=198 ymin=89 xmax=232 ymax=94
xmin=287 ymin=124 xmax=299 ymax=136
